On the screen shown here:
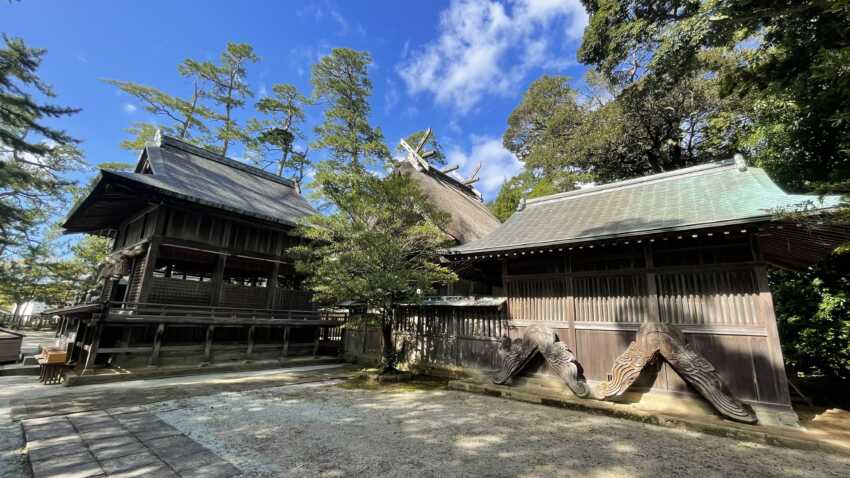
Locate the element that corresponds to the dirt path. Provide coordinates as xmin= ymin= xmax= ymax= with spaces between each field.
xmin=147 ymin=381 xmax=850 ymax=478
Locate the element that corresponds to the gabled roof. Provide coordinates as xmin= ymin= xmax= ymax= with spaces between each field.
xmin=63 ymin=133 xmax=316 ymax=232
xmin=449 ymin=160 xmax=845 ymax=255
xmin=397 ymin=161 xmax=500 ymax=244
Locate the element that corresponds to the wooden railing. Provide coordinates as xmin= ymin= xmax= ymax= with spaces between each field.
xmin=0 ymin=314 xmax=60 ymax=331
xmin=106 ymin=302 xmax=345 ymax=325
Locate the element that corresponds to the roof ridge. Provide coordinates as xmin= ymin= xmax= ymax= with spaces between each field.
xmin=526 ymin=160 xmax=738 ymax=207
xmin=154 ymin=131 xmax=296 ymax=188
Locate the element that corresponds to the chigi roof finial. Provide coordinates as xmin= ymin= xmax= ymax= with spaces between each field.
xmin=734 ymin=153 xmax=747 ymax=172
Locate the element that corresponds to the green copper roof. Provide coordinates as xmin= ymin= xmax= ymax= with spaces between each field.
xmin=450 ymin=160 xmax=844 ymax=255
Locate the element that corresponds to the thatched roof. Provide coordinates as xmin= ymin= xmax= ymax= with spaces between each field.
xmin=397 ymin=160 xmax=500 ymax=244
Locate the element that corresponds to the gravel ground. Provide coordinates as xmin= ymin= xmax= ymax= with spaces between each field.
xmin=148 ymin=381 xmax=850 ymax=478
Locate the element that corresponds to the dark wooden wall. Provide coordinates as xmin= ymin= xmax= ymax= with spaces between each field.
xmin=345 ymin=235 xmax=792 ymax=410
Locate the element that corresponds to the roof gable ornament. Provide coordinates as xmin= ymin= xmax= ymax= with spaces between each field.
xmin=734 ymin=153 xmax=747 ymax=172
xmin=399 ymin=128 xmax=434 ymax=171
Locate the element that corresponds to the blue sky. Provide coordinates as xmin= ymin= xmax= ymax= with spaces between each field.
xmin=3 ymin=0 xmax=589 ymax=201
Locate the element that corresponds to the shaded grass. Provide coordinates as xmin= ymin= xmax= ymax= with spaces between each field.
xmin=336 ymin=370 xmax=449 ymax=393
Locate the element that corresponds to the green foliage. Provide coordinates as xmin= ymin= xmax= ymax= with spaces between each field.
xmin=103 ymin=73 xmax=217 ymax=150
xmin=490 ymin=171 xmax=562 ymax=222
xmin=504 ymin=70 xmax=733 ymax=188
xmin=578 ymin=0 xmax=850 ymax=193
xmin=293 ymin=165 xmax=456 ymax=370
xmin=311 ymin=48 xmax=389 ymax=169
xmin=770 ymin=253 xmax=850 ymax=380
xmin=0 ymin=35 xmax=82 ymax=258
xmin=183 ymin=42 xmax=259 ymax=156
xmin=247 ymin=83 xmax=312 ymax=181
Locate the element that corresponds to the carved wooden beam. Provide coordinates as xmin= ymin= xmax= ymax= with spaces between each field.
xmin=595 ymin=322 xmax=758 ymax=423
xmin=493 ymin=325 xmax=589 ymax=398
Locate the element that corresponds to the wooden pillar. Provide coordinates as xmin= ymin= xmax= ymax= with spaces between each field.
xmin=210 ymin=254 xmax=228 ymax=306
xmin=281 ymin=326 xmax=290 ymax=357
xmin=565 ymin=253 xmax=577 ymax=352
xmin=246 ymin=325 xmax=256 ymax=358
xmin=137 ymin=237 xmax=162 ymax=304
xmin=148 ymin=323 xmax=165 ymax=367
xmin=204 ymin=325 xmax=215 ymax=362
xmin=644 ymin=243 xmax=661 ymax=322
xmin=312 ymin=326 xmax=321 ymax=357
xmin=266 ymin=262 xmax=280 ymax=309
xmin=84 ymin=322 xmax=103 ymax=372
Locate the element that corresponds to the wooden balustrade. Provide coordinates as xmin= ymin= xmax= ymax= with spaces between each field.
xmin=105 ymin=301 xmax=344 ymax=326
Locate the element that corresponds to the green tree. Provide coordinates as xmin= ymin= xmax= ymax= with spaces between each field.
xmin=490 ymin=171 xmax=562 ymax=222
xmin=0 ymin=35 xmax=82 ymax=257
xmin=770 ymin=253 xmax=850 ymax=380
xmin=578 ymin=0 xmax=850 ymax=192
xmin=184 ymin=42 xmax=258 ymax=156
xmin=247 ymin=83 xmax=311 ymax=182
xmin=311 ymin=48 xmax=389 ymax=169
xmin=104 ymin=64 xmax=217 ymax=150
xmin=292 ymin=167 xmax=456 ymax=373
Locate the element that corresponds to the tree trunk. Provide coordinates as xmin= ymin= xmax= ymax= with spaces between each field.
xmin=380 ymin=313 xmax=398 ymax=374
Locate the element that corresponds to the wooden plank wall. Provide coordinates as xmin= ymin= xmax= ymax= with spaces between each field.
xmin=345 ymin=239 xmax=791 ymax=409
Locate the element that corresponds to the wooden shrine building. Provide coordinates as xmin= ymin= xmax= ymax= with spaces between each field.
xmin=48 ymin=133 xmax=344 ymax=378
xmin=353 ymin=157 xmax=846 ymax=425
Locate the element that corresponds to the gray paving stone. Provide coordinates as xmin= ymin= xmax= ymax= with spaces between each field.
xmin=22 ymin=415 xmax=72 ymax=427
xmin=23 ymin=419 xmax=76 ymax=441
xmin=68 ymin=414 xmax=117 ymax=431
xmin=78 ymin=425 xmax=129 ymax=442
xmin=27 ymin=438 xmax=89 ymax=463
xmin=29 ymin=450 xmax=101 ymax=478
xmin=144 ymin=434 xmax=207 ymax=460
xmin=106 ymin=405 xmax=147 ymax=416
xmin=161 ymin=449 xmax=221 ymax=473
xmin=176 ymin=461 xmax=240 ymax=478
xmin=108 ymin=464 xmax=178 ymax=478
xmin=99 ymin=450 xmax=163 ymax=475
xmin=133 ymin=423 xmax=182 ymax=442
xmin=88 ymin=435 xmax=146 ymax=461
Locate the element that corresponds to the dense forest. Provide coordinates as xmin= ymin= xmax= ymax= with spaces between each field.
xmin=1 ymin=1 xmax=848 ymax=379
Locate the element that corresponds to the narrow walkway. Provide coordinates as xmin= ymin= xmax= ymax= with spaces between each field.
xmin=9 ymin=364 xmax=356 ymax=421
xmin=23 ymin=407 xmax=238 ymax=478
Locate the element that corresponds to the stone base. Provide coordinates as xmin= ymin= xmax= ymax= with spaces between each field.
xmin=448 ymin=378 xmax=847 ymax=456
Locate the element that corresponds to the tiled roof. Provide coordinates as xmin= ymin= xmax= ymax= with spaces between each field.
xmin=64 ymin=134 xmax=316 ymax=231
xmin=449 ymin=160 xmax=844 ymax=255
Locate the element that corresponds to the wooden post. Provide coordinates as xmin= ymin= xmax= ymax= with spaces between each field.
xmin=312 ymin=326 xmax=321 ymax=357
xmin=752 ymin=236 xmax=793 ymax=406
xmin=210 ymin=254 xmax=228 ymax=306
xmin=149 ymin=323 xmax=165 ymax=367
xmin=644 ymin=243 xmax=661 ymax=322
xmin=281 ymin=326 xmax=290 ymax=357
xmin=246 ymin=325 xmax=256 ymax=358
xmin=204 ymin=325 xmax=215 ymax=362
xmin=137 ymin=237 xmax=162 ymax=303
xmin=565 ymin=253 xmax=578 ymax=352
xmin=84 ymin=322 xmax=103 ymax=373
xmin=267 ymin=262 xmax=280 ymax=309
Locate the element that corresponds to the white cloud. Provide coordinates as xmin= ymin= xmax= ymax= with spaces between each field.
xmin=397 ymin=0 xmax=587 ymax=114
xmin=384 ymin=79 xmax=399 ymax=114
xmin=446 ymin=135 xmax=523 ymax=199
xmin=123 ymin=103 xmax=137 ymax=114
xmin=329 ymin=9 xmax=349 ymax=36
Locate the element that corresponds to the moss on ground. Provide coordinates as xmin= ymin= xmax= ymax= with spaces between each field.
xmin=336 ymin=371 xmax=449 ymax=392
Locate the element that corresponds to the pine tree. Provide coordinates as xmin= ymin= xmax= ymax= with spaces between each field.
xmin=0 ymin=35 xmax=82 ymax=257
xmin=247 ymin=83 xmax=311 ymax=182
xmin=183 ymin=43 xmax=258 ymax=156
xmin=311 ymin=48 xmax=389 ymax=169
